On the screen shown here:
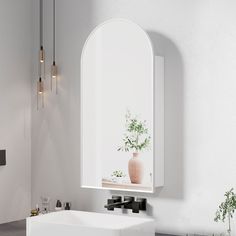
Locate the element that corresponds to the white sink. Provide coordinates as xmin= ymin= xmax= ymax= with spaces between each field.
xmin=27 ymin=210 xmax=155 ymax=236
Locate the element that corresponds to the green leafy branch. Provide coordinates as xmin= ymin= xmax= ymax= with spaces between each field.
xmin=118 ymin=110 xmax=151 ymax=153
xmin=111 ymin=170 xmax=126 ymax=178
xmin=214 ymin=188 xmax=236 ymax=235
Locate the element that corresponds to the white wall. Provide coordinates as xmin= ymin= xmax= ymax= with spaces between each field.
xmin=31 ymin=0 xmax=236 ymax=235
xmin=0 ymin=0 xmax=32 ymax=224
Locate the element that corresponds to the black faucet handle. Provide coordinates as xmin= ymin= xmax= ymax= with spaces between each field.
xmin=111 ymin=196 xmax=122 ymax=208
xmin=132 ymin=201 xmax=140 ymax=213
xmin=106 ymin=196 xmax=122 ymax=210
xmin=123 ymin=196 xmax=135 ymax=209
xmin=106 ymin=199 xmax=115 ymax=211
xmin=124 ymin=196 xmax=135 ymax=202
xmin=112 ymin=195 xmax=122 ymax=202
xmin=136 ymin=198 xmax=147 ymax=211
xmin=132 ymin=198 xmax=147 ymax=213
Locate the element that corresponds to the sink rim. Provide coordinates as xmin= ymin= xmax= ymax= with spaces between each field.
xmin=27 ymin=210 xmax=154 ymax=230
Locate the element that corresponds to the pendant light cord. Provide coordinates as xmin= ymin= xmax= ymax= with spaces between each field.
xmin=40 ymin=0 xmax=43 ymax=48
xmin=53 ymin=0 xmax=56 ymax=63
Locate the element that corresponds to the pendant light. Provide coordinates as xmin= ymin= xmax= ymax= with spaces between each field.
xmin=39 ymin=0 xmax=45 ymax=69
xmin=37 ymin=0 xmax=44 ymax=110
xmin=37 ymin=77 xmax=44 ymax=109
xmin=51 ymin=0 xmax=58 ymax=93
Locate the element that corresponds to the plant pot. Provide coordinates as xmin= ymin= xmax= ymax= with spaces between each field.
xmin=112 ymin=176 xmax=124 ymax=184
xmin=128 ymin=152 xmax=143 ymax=184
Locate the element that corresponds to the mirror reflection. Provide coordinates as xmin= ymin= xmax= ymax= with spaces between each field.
xmin=81 ymin=19 xmax=154 ymax=192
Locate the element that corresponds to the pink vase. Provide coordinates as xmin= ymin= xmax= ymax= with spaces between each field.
xmin=128 ymin=152 xmax=143 ymax=184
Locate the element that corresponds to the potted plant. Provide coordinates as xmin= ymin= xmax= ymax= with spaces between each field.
xmin=111 ymin=170 xmax=126 ymax=183
xmin=214 ymin=188 xmax=236 ymax=236
xmin=118 ymin=111 xmax=151 ymax=184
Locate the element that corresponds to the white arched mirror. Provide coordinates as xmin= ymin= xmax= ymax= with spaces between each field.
xmin=81 ymin=19 xmax=164 ymax=193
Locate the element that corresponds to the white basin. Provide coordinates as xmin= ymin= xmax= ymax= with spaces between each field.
xmin=27 ymin=210 xmax=155 ymax=236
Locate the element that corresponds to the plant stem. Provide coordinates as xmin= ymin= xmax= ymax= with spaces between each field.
xmin=135 ymin=132 xmax=139 ymax=151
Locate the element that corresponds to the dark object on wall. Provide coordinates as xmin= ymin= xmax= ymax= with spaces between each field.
xmin=0 ymin=150 xmax=6 ymax=166
xmin=104 ymin=195 xmax=147 ymax=213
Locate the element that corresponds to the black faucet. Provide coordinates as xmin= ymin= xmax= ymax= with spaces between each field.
xmin=104 ymin=195 xmax=147 ymax=213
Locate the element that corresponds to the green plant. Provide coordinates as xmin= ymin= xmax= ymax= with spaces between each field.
xmin=214 ymin=188 xmax=236 ymax=235
xmin=111 ymin=170 xmax=126 ymax=178
xmin=118 ymin=110 xmax=151 ymax=153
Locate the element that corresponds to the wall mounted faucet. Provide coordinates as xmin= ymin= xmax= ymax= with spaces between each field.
xmin=104 ymin=195 xmax=147 ymax=213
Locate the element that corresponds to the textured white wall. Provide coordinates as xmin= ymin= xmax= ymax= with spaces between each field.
xmin=0 ymin=0 xmax=32 ymax=224
xmin=31 ymin=0 xmax=236 ymax=235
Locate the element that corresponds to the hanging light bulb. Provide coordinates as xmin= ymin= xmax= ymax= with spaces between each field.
xmin=37 ymin=0 xmax=45 ymax=110
xmin=38 ymin=77 xmax=44 ymax=94
xmin=39 ymin=46 xmax=45 ymax=63
xmin=39 ymin=0 xmax=45 ymax=79
xmin=37 ymin=77 xmax=44 ymax=110
xmin=51 ymin=61 xmax=57 ymax=79
xmin=51 ymin=0 xmax=58 ymax=93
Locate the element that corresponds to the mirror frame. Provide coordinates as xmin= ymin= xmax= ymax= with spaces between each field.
xmin=80 ymin=18 xmax=159 ymax=193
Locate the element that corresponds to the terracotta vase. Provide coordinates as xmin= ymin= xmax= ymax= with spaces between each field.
xmin=128 ymin=152 xmax=143 ymax=184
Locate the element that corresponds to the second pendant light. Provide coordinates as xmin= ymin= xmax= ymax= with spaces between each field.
xmin=37 ymin=0 xmax=44 ymax=110
xmin=51 ymin=0 xmax=58 ymax=94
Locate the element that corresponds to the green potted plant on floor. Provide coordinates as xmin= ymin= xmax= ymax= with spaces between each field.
xmin=215 ymin=188 xmax=236 ymax=236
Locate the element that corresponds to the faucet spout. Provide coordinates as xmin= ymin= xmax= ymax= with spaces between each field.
xmin=104 ymin=196 xmax=135 ymax=211
xmin=104 ymin=199 xmax=132 ymax=210
xmin=105 ymin=196 xmax=147 ymax=213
